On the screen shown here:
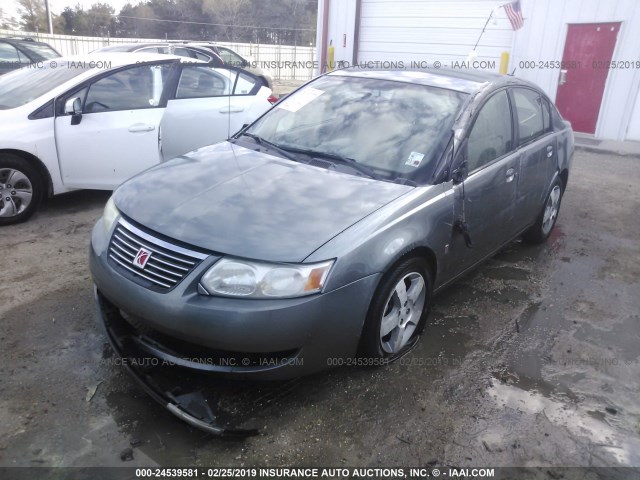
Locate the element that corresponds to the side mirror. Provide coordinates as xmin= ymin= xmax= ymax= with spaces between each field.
xmin=64 ymin=97 xmax=82 ymax=125
xmin=65 ymin=97 xmax=81 ymax=115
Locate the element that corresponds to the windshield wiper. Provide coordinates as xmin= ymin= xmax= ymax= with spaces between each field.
xmin=237 ymin=132 xmax=300 ymax=163
xmin=237 ymin=133 xmax=382 ymax=180
xmin=273 ymin=146 xmax=382 ymax=180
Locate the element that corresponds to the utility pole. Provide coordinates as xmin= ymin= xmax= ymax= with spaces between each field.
xmin=44 ymin=0 xmax=53 ymax=34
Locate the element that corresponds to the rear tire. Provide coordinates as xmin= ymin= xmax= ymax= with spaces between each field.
xmin=522 ymin=178 xmax=563 ymax=244
xmin=0 ymin=154 xmax=43 ymax=226
xmin=358 ymin=257 xmax=432 ymax=362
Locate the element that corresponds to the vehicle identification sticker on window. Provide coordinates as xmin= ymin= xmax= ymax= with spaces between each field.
xmin=277 ymin=87 xmax=325 ymax=112
xmin=406 ymin=152 xmax=425 ymax=167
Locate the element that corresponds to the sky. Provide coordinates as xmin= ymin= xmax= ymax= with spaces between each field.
xmin=2 ymin=0 xmax=138 ymax=21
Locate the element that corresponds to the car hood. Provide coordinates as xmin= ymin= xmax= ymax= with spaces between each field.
xmin=114 ymin=142 xmax=414 ymax=262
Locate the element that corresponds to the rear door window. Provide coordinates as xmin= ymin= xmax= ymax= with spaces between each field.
xmin=176 ymin=66 xmax=231 ymax=98
xmin=176 ymin=67 xmax=260 ymax=98
xmin=513 ymin=88 xmax=545 ymax=144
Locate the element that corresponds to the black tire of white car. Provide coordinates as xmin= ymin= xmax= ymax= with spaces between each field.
xmin=0 ymin=154 xmax=43 ymax=226
xmin=523 ymin=177 xmax=564 ymax=244
xmin=359 ymin=257 xmax=432 ymax=363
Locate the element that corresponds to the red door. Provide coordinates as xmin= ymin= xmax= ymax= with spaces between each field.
xmin=555 ymin=23 xmax=620 ymax=134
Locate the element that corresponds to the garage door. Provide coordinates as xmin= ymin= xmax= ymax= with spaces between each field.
xmin=358 ymin=0 xmax=514 ymax=69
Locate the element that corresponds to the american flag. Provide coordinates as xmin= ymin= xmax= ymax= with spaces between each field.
xmin=504 ymin=0 xmax=524 ymax=30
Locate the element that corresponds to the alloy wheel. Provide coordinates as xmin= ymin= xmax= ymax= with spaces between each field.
xmin=379 ymin=272 xmax=426 ymax=354
xmin=542 ymin=185 xmax=561 ymax=235
xmin=0 ymin=168 xmax=33 ymax=218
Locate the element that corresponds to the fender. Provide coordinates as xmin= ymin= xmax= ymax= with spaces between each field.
xmin=0 ymin=148 xmax=57 ymax=197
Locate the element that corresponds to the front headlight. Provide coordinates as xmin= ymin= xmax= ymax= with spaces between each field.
xmin=102 ymin=196 xmax=120 ymax=234
xmin=200 ymin=258 xmax=334 ymax=299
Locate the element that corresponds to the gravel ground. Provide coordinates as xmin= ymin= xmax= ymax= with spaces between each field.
xmin=0 ymin=151 xmax=638 ymax=470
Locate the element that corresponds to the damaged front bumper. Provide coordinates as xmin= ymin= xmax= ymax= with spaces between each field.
xmin=90 ymin=217 xmax=380 ymax=435
xmin=97 ymin=288 xmax=259 ymax=437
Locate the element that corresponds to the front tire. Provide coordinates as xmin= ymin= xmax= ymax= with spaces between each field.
xmin=522 ymin=178 xmax=563 ymax=244
xmin=0 ymin=154 xmax=43 ymax=226
xmin=359 ymin=257 xmax=432 ymax=361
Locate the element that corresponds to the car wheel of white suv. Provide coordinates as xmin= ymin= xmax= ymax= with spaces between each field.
xmin=0 ymin=154 xmax=43 ymax=226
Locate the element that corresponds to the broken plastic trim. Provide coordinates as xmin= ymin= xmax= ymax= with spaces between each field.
xmin=95 ymin=287 xmax=259 ymax=438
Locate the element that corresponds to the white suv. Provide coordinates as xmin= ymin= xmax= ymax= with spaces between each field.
xmin=0 ymin=53 xmax=274 ymax=225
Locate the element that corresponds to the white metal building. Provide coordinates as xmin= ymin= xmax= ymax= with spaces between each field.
xmin=315 ymin=0 xmax=640 ymax=141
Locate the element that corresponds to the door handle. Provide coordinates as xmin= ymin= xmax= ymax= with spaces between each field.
xmin=128 ymin=124 xmax=155 ymax=133
xmin=219 ymin=107 xmax=245 ymax=114
xmin=505 ymin=167 xmax=516 ymax=183
xmin=559 ymin=69 xmax=568 ymax=86
xmin=547 ymin=145 xmax=554 ymax=158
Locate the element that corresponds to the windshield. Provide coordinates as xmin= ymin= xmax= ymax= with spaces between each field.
xmin=19 ymin=43 xmax=60 ymax=60
xmin=247 ymin=75 xmax=466 ymax=183
xmin=0 ymin=62 xmax=90 ymax=109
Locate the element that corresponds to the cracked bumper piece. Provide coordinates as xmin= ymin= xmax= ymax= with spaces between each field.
xmin=97 ymin=289 xmax=258 ymax=437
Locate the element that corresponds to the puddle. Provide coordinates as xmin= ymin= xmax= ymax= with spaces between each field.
xmin=418 ymin=312 xmax=479 ymax=365
xmin=492 ymin=241 xmax=532 ymax=263
xmin=105 ymin=387 xmax=218 ymax=464
xmin=483 ymin=266 xmax=531 ymax=281
xmin=487 ymin=380 xmax=640 ymax=465
xmin=485 ymin=286 xmax=530 ymax=304
xmin=573 ymin=315 xmax=640 ymax=363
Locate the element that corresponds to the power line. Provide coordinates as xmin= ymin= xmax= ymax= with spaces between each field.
xmin=112 ymin=13 xmax=315 ymax=31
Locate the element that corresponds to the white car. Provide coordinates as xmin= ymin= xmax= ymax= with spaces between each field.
xmin=0 ymin=53 xmax=274 ymax=225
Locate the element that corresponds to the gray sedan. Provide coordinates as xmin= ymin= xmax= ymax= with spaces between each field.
xmin=90 ymin=68 xmax=573 ymax=431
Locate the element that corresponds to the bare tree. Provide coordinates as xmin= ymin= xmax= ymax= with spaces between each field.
xmin=202 ymin=0 xmax=250 ymax=41
xmin=17 ymin=0 xmax=46 ymax=31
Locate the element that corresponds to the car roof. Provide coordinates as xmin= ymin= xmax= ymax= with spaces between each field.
xmin=173 ymin=41 xmax=217 ymax=45
xmin=96 ymin=42 xmax=173 ymax=50
xmin=58 ymin=52 xmax=202 ymax=68
xmin=328 ymin=68 xmax=508 ymax=94
xmin=0 ymin=37 xmax=53 ymax=47
xmin=96 ymin=42 xmax=215 ymax=51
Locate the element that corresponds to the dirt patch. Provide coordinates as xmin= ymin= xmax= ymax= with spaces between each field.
xmin=1 ymin=152 xmax=639 ymax=468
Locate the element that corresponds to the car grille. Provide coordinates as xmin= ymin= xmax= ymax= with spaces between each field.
xmin=108 ymin=218 xmax=208 ymax=292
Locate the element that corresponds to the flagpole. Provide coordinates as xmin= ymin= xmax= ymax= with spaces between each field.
xmin=473 ymin=8 xmax=498 ymax=51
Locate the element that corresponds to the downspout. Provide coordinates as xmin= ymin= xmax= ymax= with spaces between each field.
xmin=352 ymin=0 xmax=362 ymax=65
xmin=320 ymin=0 xmax=330 ymax=73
